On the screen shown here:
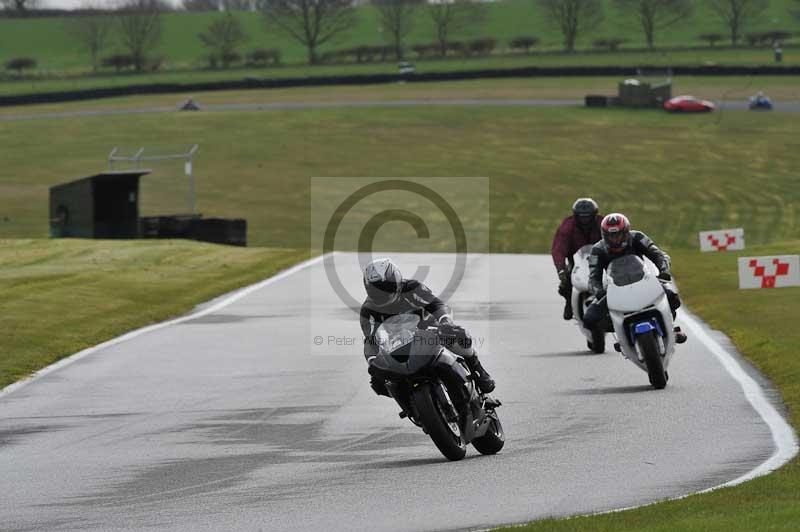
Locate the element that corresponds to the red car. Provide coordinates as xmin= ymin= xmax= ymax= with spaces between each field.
xmin=664 ymin=95 xmax=715 ymax=113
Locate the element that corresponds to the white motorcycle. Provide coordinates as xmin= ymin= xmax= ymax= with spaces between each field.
xmin=605 ymin=254 xmax=676 ymax=389
xmin=570 ymin=245 xmax=607 ymax=353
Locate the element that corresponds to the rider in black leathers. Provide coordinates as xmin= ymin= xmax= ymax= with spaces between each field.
xmin=360 ymin=258 xmax=496 ymax=396
xmin=583 ymin=213 xmax=687 ymax=344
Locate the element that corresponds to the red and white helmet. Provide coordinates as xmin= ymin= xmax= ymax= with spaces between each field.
xmin=601 ymin=213 xmax=631 ymax=253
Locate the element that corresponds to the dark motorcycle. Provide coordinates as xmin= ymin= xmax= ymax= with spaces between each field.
xmin=370 ymin=314 xmax=504 ymax=461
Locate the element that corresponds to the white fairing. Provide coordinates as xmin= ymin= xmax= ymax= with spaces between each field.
xmin=570 ymin=245 xmax=605 ymax=344
xmin=606 ymin=255 xmax=675 ymax=374
xmin=570 ymin=245 xmax=594 ymax=292
xmin=606 ymin=273 xmax=664 ymax=312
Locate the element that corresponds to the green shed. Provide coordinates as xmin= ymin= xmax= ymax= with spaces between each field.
xmin=49 ymin=170 xmax=151 ymax=239
xmin=618 ymin=78 xmax=672 ymax=108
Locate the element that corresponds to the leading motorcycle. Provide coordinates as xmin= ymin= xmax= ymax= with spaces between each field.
xmin=370 ymin=314 xmax=504 ymax=461
xmin=605 ymin=255 xmax=678 ymax=389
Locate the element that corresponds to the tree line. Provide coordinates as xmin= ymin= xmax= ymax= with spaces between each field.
xmin=2 ymin=0 xmax=798 ymax=75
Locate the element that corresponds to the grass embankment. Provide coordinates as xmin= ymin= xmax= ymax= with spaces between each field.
xmin=1 ymin=0 xmax=798 ymax=71
xmin=0 ymin=0 xmax=798 ymax=96
xmin=498 ymin=240 xmax=800 ymax=532
xmin=1 ymin=83 xmax=798 ymax=250
xmin=0 ymin=239 xmax=307 ymax=389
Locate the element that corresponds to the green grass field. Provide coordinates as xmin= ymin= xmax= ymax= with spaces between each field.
xmin=0 ymin=239 xmax=307 ymax=388
xmin=1 ymin=80 xmax=798 ymax=250
xmin=0 ymin=0 xmax=798 ymax=95
xmin=0 ymin=80 xmax=798 ymax=530
xmin=2 ymin=0 xmax=799 ymax=69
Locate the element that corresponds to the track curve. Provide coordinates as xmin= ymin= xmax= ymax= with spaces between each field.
xmin=0 ymin=253 xmax=781 ymax=532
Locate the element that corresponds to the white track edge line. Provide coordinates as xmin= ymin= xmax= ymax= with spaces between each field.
xmin=592 ymin=311 xmax=799 ymax=511
xmin=0 ymin=253 xmax=327 ymax=400
xmin=680 ymin=311 xmax=799 ymax=489
xmin=577 ymin=312 xmax=800 ymax=517
xmin=488 ymin=308 xmax=799 ymax=532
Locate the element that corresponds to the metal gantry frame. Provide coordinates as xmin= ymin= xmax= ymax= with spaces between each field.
xmin=108 ymin=145 xmax=199 ymax=214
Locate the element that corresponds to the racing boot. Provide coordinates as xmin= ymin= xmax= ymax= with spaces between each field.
xmin=674 ymin=326 xmax=688 ymax=344
xmin=563 ymin=299 xmax=573 ymax=320
xmin=465 ymin=355 xmax=495 ymax=394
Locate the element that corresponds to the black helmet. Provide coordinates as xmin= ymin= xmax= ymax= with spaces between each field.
xmin=363 ymin=258 xmax=402 ymax=307
xmin=572 ymin=198 xmax=599 ymax=227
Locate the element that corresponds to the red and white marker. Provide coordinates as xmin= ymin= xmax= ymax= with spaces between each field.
xmin=738 ymin=255 xmax=800 ymax=289
xmin=699 ymin=228 xmax=745 ymax=252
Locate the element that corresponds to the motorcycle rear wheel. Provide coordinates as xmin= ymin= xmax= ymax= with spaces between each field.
xmin=638 ymin=331 xmax=667 ymax=389
xmin=471 ymin=413 xmax=505 ymax=455
xmin=412 ymin=383 xmax=467 ymax=461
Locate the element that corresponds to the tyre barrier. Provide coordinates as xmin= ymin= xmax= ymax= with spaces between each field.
xmin=140 ymin=215 xmax=247 ymax=247
xmin=3 ymin=64 xmax=799 ymax=107
xmin=585 ymin=95 xmax=609 ymax=107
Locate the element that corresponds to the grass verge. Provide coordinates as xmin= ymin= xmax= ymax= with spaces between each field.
xmin=1 ymin=90 xmax=798 ymax=250
xmin=0 ymin=238 xmax=307 ymax=389
xmin=0 ymin=0 xmax=798 ymax=76
xmin=496 ymin=240 xmax=800 ymax=531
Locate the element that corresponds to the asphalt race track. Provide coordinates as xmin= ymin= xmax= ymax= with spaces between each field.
xmin=0 ymin=253 xmax=780 ymax=532
xmin=2 ymin=98 xmax=799 ymax=121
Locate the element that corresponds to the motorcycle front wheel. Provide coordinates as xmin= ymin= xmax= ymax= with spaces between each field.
xmin=589 ymin=328 xmax=605 ymax=354
xmin=471 ymin=413 xmax=505 ymax=455
xmin=638 ymin=331 xmax=667 ymax=389
xmin=412 ymin=383 xmax=467 ymax=461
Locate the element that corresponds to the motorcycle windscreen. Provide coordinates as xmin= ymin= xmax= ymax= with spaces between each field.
xmin=375 ymin=314 xmax=419 ymax=354
xmin=607 ymin=255 xmax=646 ymax=285
xmin=372 ymin=314 xmax=439 ymax=375
xmin=607 ymin=256 xmax=664 ymax=312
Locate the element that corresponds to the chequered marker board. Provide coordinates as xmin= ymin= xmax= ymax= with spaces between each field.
xmin=738 ymin=255 xmax=800 ymax=289
xmin=699 ymin=228 xmax=745 ymax=252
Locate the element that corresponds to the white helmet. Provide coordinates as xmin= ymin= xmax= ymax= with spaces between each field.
xmin=363 ymin=258 xmax=402 ymax=307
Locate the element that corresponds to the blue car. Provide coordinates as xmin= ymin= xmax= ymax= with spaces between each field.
xmin=749 ymin=93 xmax=773 ymax=111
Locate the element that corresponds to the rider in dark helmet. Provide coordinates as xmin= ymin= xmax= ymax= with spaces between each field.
xmin=360 ymin=258 xmax=496 ymax=396
xmin=551 ymin=198 xmax=603 ymax=320
xmin=583 ymin=213 xmax=688 ymax=344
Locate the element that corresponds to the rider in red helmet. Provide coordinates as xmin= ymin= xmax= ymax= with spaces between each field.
xmin=583 ymin=213 xmax=687 ymax=344
xmin=551 ymin=198 xmax=603 ymax=320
